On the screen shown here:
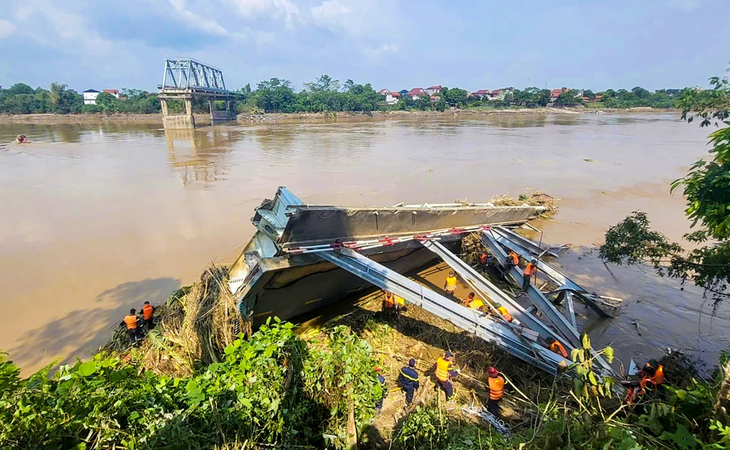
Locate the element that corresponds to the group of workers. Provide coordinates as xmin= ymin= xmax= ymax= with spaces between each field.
xmin=120 ymin=301 xmax=156 ymax=345
xmin=624 ymin=360 xmax=666 ymax=404
xmin=375 ymin=350 xmax=513 ymax=418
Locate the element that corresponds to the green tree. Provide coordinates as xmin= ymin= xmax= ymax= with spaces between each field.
xmin=555 ymin=90 xmax=579 ymax=107
xmin=442 ymin=87 xmax=467 ymax=107
xmin=95 ymin=92 xmax=118 ymax=113
xmin=254 ymin=78 xmax=296 ymax=113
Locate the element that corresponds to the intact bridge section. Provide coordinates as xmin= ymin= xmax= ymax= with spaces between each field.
xmin=157 ymin=58 xmax=239 ymax=129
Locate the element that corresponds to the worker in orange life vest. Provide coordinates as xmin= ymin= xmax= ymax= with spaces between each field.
xmin=494 ymin=303 xmax=513 ymax=323
xmin=522 ymin=259 xmax=538 ymax=291
xmin=478 ymin=252 xmax=489 ymax=270
xmin=444 ymin=271 xmax=458 ymax=299
xmin=433 ymin=351 xmax=459 ymax=400
xmin=506 ymin=251 xmax=519 ymax=269
xmin=486 ymin=366 xmax=513 ymax=417
xmin=141 ymin=301 xmax=155 ymax=329
xmin=382 ymin=291 xmax=396 ymax=316
xmin=546 ymin=337 xmax=569 ymax=358
xmin=120 ymin=308 xmax=140 ymax=345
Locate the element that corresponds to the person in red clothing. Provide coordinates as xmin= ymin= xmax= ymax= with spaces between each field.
xmin=546 ymin=337 xmax=569 ymax=358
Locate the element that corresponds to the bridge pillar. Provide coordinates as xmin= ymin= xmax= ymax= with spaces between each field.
xmin=159 ymin=97 xmax=195 ymax=130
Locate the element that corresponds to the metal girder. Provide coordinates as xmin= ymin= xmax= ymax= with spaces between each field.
xmin=317 ymin=248 xmax=567 ymax=375
xmin=419 ymin=239 xmax=570 ymax=348
xmin=482 ymin=230 xmax=616 ymax=376
xmin=162 ymin=58 xmax=229 ymax=92
xmin=495 ymin=226 xmax=559 ymax=258
xmin=491 ymin=230 xmax=610 ymax=318
xmin=565 ymin=291 xmax=577 ymax=330
xmin=481 ymin=230 xmax=581 ymax=347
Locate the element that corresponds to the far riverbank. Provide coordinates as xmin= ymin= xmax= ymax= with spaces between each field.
xmin=0 ymin=106 xmax=675 ymax=125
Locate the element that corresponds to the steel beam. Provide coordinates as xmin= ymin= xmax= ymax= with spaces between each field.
xmin=317 ymin=248 xmax=566 ymax=375
xmin=482 ymin=230 xmax=581 ymax=347
xmin=419 ymin=239 xmax=570 ymax=348
xmin=495 ymin=226 xmax=559 ymax=258
xmin=491 ymin=230 xmax=610 ymax=318
xmin=565 ymin=291 xmax=577 ymax=330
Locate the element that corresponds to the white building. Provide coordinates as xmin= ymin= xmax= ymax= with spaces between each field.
xmin=83 ymin=89 xmax=100 ymax=105
xmin=377 ymin=89 xmax=400 ymax=105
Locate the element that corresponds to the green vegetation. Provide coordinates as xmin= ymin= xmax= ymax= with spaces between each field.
xmin=1 ymin=76 xmax=686 ymax=116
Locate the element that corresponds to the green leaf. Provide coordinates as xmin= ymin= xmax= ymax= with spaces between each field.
xmin=582 ymin=334 xmax=591 ymax=350
xmin=603 ymin=346 xmax=614 ymax=363
xmin=77 ymin=361 xmax=97 ymax=377
xmin=588 ymin=372 xmax=598 ymax=386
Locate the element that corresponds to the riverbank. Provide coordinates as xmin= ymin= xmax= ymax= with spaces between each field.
xmin=0 ymin=107 xmax=675 ymax=125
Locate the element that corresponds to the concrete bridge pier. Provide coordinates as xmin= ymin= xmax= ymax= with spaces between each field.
xmin=160 ymin=97 xmax=195 ymax=130
xmin=209 ymin=99 xmax=237 ymax=124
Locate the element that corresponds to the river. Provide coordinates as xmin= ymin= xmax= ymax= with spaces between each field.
xmin=1 ymin=112 xmax=727 ymax=375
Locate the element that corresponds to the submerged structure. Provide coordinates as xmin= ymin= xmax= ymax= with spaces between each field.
xmin=228 ymin=187 xmax=618 ymax=377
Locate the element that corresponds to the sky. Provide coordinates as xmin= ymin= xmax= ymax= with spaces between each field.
xmin=0 ymin=0 xmax=727 ymax=93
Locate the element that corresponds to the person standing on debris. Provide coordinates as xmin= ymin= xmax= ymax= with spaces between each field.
xmin=506 ymin=251 xmax=520 ymax=270
xmin=494 ymin=303 xmax=513 ymax=322
xmin=375 ymin=367 xmax=387 ymax=412
xmin=434 ymin=351 xmax=459 ymax=400
xmin=546 ymin=337 xmax=569 ymax=358
xmin=486 ymin=367 xmax=512 ymax=417
xmin=479 ymin=252 xmax=489 ymax=271
xmin=382 ymin=291 xmax=396 ymax=317
xmin=394 ymin=294 xmax=406 ymax=317
xmin=121 ymin=309 xmax=140 ymax=345
xmin=398 ymin=359 xmax=419 ymax=405
xmin=141 ymin=301 xmax=155 ymax=329
xmin=444 ymin=271 xmax=458 ymax=299
xmin=522 ymin=259 xmax=538 ymax=291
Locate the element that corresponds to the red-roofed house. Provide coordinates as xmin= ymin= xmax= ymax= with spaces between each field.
xmin=487 ymin=88 xmax=513 ymax=101
xmin=377 ymin=89 xmax=400 ymax=104
xmin=407 ymin=88 xmax=426 ymax=99
xmin=425 ymin=85 xmax=443 ymax=96
xmin=103 ymin=89 xmax=120 ymax=99
xmin=549 ymin=88 xmax=567 ymax=103
xmin=472 ymin=89 xmax=490 ymax=98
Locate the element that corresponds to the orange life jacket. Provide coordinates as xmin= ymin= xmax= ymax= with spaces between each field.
xmin=142 ymin=304 xmax=154 ymax=321
xmin=497 ymin=306 xmax=513 ymax=322
xmin=123 ymin=314 xmax=138 ymax=330
xmin=653 ymin=366 xmax=665 ymax=385
xmin=435 ymin=357 xmax=452 ymax=382
xmin=479 ymin=253 xmax=488 ymax=264
xmin=524 ymin=263 xmax=537 ymax=277
xmin=550 ymin=341 xmax=569 ymax=358
xmin=488 ymin=375 xmax=505 ymax=400
xmin=508 ymin=252 xmax=519 ymax=265
xmin=445 ymin=276 xmax=457 ymax=289
xmin=383 ymin=292 xmax=396 ymax=308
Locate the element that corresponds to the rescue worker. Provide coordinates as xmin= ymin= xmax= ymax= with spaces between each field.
xmin=506 ymin=251 xmax=519 ymax=269
xmin=494 ymin=303 xmax=513 ymax=322
xmin=120 ymin=308 xmax=140 ymax=345
xmin=394 ymin=293 xmax=406 ymax=316
xmin=642 ymin=360 xmax=665 ymax=386
xmin=14 ymin=134 xmax=29 ymax=144
xmin=382 ymin=291 xmax=396 ymax=317
xmin=398 ymin=359 xmax=419 ymax=405
xmin=546 ymin=337 xmax=569 ymax=358
xmin=141 ymin=301 xmax=155 ymax=329
xmin=486 ymin=367 xmax=513 ymax=417
xmin=375 ymin=367 xmax=387 ymax=412
xmin=433 ymin=351 xmax=459 ymax=400
xmin=464 ymin=292 xmax=485 ymax=312
xmin=478 ymin=252 xmax=489 ymax=271
xmin=522 ymin=259 xmax=538 ymax=291
xmin=444 ymin=271 xmax=458 ymax=299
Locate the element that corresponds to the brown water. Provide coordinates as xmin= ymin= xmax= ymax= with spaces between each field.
xmin=1 ymin=113 xmax=726 ymax=375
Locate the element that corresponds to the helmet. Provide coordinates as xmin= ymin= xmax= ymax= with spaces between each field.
xmin=488 ymin=367 xmax=498 ymax=377
xmin=445 ymin=351 xmax=454 ymax=358
xmin=374 ymin=366 xmax=382 ymax=372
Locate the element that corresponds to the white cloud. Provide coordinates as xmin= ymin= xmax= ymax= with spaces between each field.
xmin=168 ymin=0 xmax=233 ymax=36
xmin=311 ymin=0 xmax=351 ymax=20
xmin=228 ymin=0 xmax=300 ymax=24
xmin=0 ymin=19 xmax=17 ymax=39
xmin=363 ymin=43 xmax=398 ymax=57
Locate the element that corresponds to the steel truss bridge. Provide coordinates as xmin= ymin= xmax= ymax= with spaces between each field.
xmin=157 ymin=58 xmax=240 ymax=129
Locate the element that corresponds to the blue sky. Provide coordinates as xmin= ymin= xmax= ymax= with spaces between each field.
xmin=0 ymin=0 xmax=727 ymax=93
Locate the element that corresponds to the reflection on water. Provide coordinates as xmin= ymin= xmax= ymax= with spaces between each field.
xmin=0 ymin=113 xmax=726 ymax=374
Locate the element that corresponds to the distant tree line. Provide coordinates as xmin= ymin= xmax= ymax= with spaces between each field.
xmin=0 ymin=77 xmax=687 ymax=115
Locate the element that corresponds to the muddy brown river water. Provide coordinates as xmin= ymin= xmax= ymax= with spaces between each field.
xmin=1 ymin=113 xmax=727 ymax=375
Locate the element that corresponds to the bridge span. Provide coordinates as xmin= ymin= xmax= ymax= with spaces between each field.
xmin=157 ymin=58 xmax=240 ymax=129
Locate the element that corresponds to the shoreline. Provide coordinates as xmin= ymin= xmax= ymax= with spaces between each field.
xmin=0 ymin=107 xmax=676 ymax=125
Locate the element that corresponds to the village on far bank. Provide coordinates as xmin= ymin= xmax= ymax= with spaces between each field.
xmin=378 ymin=86 xmax=600 ymax=105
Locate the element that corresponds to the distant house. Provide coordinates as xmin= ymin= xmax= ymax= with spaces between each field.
xmin=103 ymin=89 xmax=120 ymax=99
xmin=549 ymin=88 xmax=568 ymax=103
xmin=407 ymin=88 xmax=426 ymax=99
xmin=487 ymin=88 xmax=513 ymax=101
xmin=377 ymin=89 xmax=400 ymax=105
xmin=83 ymin=89 xmax=100 ymax=105
xmin=472 ymin=89 xmax=490 ymax=99
xmin=425 ymin=85 xmax=443 ymax=96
